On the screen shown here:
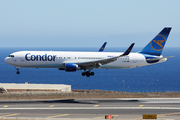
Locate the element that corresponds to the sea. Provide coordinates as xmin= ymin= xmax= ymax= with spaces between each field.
xmin=0 ymin=47 xmax=179 ymax=92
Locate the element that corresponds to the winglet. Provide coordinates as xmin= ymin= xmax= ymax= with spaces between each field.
xmin=98 ymin=42 xmax=107 ymax=52
xmin=120 ymin=43 xmax=135 ymax=57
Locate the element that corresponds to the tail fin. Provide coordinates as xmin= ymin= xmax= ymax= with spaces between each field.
xmin=98 ymin=42 xmax=107 ymax=52
xmin=139 ymin=27 xmax=172 ymax=56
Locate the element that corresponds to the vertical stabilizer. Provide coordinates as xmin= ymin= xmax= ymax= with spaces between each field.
xmin=139 ymin=27 xmax=171 ymax=56
xmin=98 ymin=42 xmax=107 ymax=52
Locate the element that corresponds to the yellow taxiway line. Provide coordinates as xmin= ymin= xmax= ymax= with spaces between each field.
xmin=47 ymin=114 xmax=69 ymax=118
xmin=0 ymin=113 xmax=19 ymax=117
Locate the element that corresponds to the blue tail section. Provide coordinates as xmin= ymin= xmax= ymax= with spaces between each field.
xmin=139 ymin=27 xmax=171 ymax=56
xmin=98 ymin=42 xmax=107 ymax=52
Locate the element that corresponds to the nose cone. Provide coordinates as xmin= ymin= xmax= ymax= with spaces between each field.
xmin=4 ymin=57 xmax=10 ymax=64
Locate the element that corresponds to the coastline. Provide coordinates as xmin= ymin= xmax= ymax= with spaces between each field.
xmin=0 ymin=89 xmax=179 ymax=100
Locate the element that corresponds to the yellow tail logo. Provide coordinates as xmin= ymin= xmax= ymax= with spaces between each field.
xmin=153 ymin=40 xmax=165 ymax=48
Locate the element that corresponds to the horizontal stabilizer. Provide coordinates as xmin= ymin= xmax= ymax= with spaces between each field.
xmin=146 ymin=56 xmax=174 ymax=61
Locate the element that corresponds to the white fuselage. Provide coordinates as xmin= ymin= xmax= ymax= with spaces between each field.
xmin=4 ymin=51 xmax=166 ymax=70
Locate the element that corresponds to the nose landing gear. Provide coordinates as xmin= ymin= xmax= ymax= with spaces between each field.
xmin=16 ymin=67 xmax=20 ymax=74
xmin=17 ymin=71 xmax=20 ymax=74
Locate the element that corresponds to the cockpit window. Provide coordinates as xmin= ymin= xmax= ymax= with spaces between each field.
xmin=8 ymin=55 xmax=14 ymax=58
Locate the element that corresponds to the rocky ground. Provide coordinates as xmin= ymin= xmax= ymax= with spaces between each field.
xmin=0 ymin=89 xmax=179 ymax=100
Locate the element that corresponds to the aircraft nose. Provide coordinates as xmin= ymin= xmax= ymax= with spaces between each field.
xmin=4 ymin=57 xmax=10 ymax=64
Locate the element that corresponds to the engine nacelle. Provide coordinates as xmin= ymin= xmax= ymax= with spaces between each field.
xmin=65 ymin=63 xmax=81 ymax=71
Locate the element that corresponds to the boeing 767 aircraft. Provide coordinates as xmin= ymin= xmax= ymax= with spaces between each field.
xmin=4 ymin=27 xmax=173 ymax=77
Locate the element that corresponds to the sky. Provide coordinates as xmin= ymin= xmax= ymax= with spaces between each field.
xmin=0 ymin=0 xmax=180 ymax=48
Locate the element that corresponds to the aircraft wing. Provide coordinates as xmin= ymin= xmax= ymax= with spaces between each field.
xmin=77 ymin=43 xmax=135 ymax=68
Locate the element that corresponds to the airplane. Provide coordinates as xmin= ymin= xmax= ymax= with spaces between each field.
xmin=4 ymin=27 xmax=173 ymax=77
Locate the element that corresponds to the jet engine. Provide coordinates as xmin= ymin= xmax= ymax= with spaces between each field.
xmin=65 ymin=63 xmax=81 ymax=71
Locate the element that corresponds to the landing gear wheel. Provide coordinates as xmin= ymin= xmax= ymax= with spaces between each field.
xmin=17 ymin=71 xmax=20 ymax=74
xmin=90 ymin=72 xmax=94 ymax=76
xmin=82 ymin=72 xmax=86 ymax=76
xmin=82 ymin=71 xmax=95 ymax=77
xmin=85 ymin=72 xmax=90 ymax=77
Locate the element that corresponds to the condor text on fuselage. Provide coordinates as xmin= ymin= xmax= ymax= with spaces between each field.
xmin=25 ymin=53 xmax=56 ymax=61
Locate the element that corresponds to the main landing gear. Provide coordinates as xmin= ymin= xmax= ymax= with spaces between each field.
xmin=16 ymin=67 xmax=20 ymax=74
xmin=82 ymin=71 xmax=94 ymax=77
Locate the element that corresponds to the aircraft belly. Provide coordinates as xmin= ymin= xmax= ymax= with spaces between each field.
xmin=17 ymin=60 xmax=63 ymax=68
xmin=23 ymin=64 xmax=63 ymax=68
xmin=101 ymin=65 xmax=126 ymax=69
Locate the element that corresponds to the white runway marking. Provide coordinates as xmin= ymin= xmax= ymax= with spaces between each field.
xmin=0 ymin=107 xmax=180 ymax=109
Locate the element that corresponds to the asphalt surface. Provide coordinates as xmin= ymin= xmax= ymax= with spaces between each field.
xmin=0 ymin=98 xmax=180 ymax=119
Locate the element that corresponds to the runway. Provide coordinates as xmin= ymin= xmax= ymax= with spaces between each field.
xmin=0 ymin=98 xmax=180 ymax=119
